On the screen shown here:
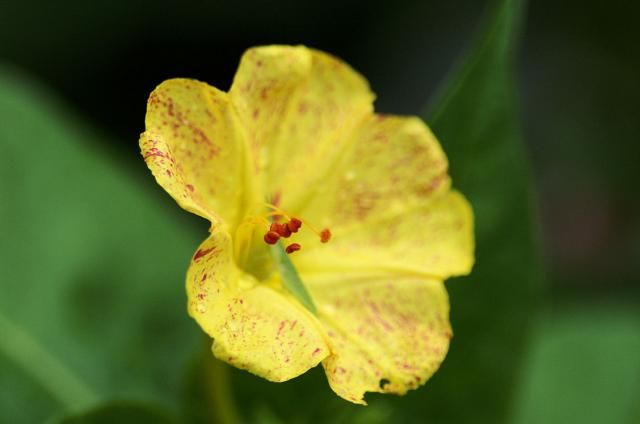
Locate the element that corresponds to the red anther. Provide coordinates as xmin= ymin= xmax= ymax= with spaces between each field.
xmin=285 ymin=243 xmax=301 ymax=254
xmin=270 ymin=222 xmax=292 ymax=238
xmin=263 ymin=231 xmax=280 ymax=244
xmin=288 ymin=217 xmax=302 ymax=233
xmin=279 ymin=223 xmax=292 ymax=237
xmin=269 ymin=222 xmax=282 ymax=233
xmin=320 ymin=228 xmax=332 ymax=243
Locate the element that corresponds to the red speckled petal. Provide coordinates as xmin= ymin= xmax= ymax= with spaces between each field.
xmin=292 ymin=115 xmax=474 ymax=279
xmin=187 ymin=229 xmax=330 ymax=382
xmin=229 ymin=45 xmax=374 ymax=209
xmin=140 ymin=78 xmax=258 ymax=228
xmin=305 ymin=274 xmax=451 ymax=404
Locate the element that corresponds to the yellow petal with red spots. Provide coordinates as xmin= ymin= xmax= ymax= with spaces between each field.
xmin=140 ymin=78 xmax=258 ymax=228
xmin=305 ymin=274 xmax=451 ymax=404
xmin=229 ymin=45 xmax=375 ymax=209
xmin=293 ymin=115 xmax=473 ymax=279
xmin=186 ymin=227 xmax=330 ymax=382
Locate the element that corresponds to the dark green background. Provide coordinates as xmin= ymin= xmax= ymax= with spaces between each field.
xmin=1 ymin=0 xmax=638 ymax=422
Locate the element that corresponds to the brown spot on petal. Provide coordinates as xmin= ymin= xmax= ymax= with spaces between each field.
xmin=193 ymin=247 xmax=216 ymax=261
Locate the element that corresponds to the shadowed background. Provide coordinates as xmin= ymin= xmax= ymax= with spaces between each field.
xmin=1 ymin=0 xmax=638 ymax=422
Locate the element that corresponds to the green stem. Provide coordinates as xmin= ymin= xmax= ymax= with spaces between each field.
xmin=202 ymin=340 xmax=240 ymax=424
xmin=0 ymin=312 xmax=99 ymax=411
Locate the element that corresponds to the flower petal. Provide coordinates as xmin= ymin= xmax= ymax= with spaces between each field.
xmin=140 ymin=78 xmax=257 ymax=227
xmin=229 ymin=45 xmax=374 ymax=208
xmin=305 ymin=274 xmax=451 ymax=404
xmin=294 ymin=115 xmax=474 ymax=279
xmin=186 ymin=229 xmax=330 ymax=382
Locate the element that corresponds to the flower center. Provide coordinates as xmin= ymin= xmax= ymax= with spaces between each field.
xmin=233 ymin=203 xmax=331 ymax=279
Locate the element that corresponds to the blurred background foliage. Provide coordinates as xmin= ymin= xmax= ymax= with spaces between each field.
xmin=1 ymin=0 xmax=639 ymax=422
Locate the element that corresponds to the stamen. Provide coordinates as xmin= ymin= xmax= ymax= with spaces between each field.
xmin=263 ymin=231 xmax=280 ymax=244
xmin=287 ymin=215 xmax=330 ymax=244
xmin=258 ymin=203 xmax=332 ymax=248
xmin=285 ymin=243 xmax=301 ymax=254
xmin=263 ymin=203 xmax=291 ymax=221
xmin=270 ymin=222 xmax=292 ymax=238
xmin=320 ymin=229 xmax=332 ymax=243
xmin=287 ymin=217 xmax=302 ymax=233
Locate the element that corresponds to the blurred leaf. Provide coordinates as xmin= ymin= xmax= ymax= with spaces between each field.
xmin=512 ymin=304 xmax=640 ymax=424
xmin=405 ymin=0 xmax=543 ymax=421
xmin=0 ymin=66 xmax=202 ymax=422
xmin=58 ymin=401 xmax=175 ymax=424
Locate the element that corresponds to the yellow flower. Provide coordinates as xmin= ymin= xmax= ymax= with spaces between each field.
xmin=140 ymin=45 xmax=474 ymax=404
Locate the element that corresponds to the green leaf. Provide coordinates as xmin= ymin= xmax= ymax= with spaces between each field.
xmin=0 ymin=314 xmax=98 ymax=410
xmin=0 ymin=66 xmax=202 ymax=422
xmin=58 ymin=401 xmax=176 ymax=424
xmin=404 ymin=0 xmax=543 ymax=421
xmin=270 ymin=243 xmax=317 ymax=314
xmin=512 ymin=304 xmax=640 ymax=424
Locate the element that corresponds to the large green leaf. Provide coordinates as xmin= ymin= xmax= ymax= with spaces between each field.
xmin=408 ymin=0 xmax=543 ymax=421
xmin=0 ymin=67 xmax=202 ymax=422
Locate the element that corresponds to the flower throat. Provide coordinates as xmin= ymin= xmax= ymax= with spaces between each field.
xmin=233 ymin=203 xmax=331 ymax=278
